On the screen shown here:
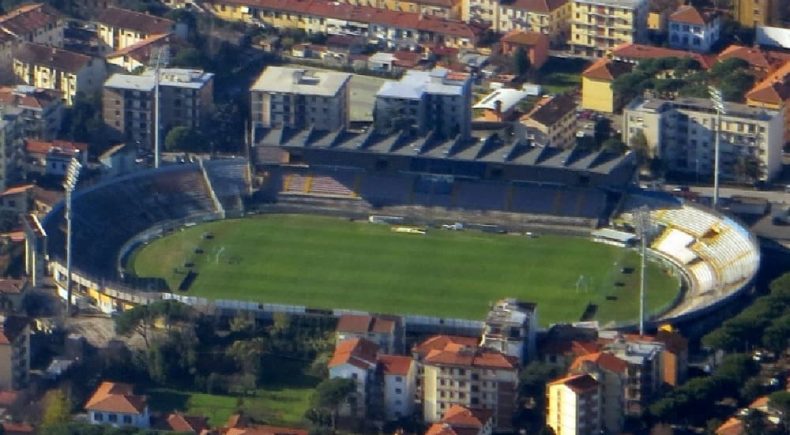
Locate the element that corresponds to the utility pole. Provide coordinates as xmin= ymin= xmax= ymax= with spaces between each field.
xmin=708 ymin=86 xmax=726 ymax=210
xmin=63 ymin=158 xmax=82 ymax=318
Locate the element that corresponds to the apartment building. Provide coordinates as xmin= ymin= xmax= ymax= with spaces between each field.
xmin=250 ymin=67 xmax=350 ymax=132
xmin=25 ymin=139 xmax=88 ymax=178
xmin=546 ymin=374 xmax=602 ymax=435
xmin=379 ymin=0 xmax=464 ymax=20
xmin=668 ymin=5 xmax=721 ymax=53
xmin=623 ymin=96 xmax=784 ymax=182
xmin=0 ymin=108 xmax=25 ymax=192
xmin=0 ymin=315 xmax=30 ymax=390
xmin=208 ymin=0 xmax=479 ymax=49
xmin=518 ymin=93 xmax=577 ymax=148
xmin=601 ymin=335 xmax=662 ymax=416
xmin=328 ymin=338 xmax=380 ymax=418
xmin=426 ymin=405 xmax=494 ymax=435
xmin=733 ymin=0 xmax=781 ymax=28
xmin=500 ymin=30 xmax=549 ymax=69
xmin=415 ymin=335 xmax=518 ymax=431
xmin=479 ymin=298 xmax=538 ymax=365
xmin=570 ymin=352 xmax=626 ymax=434
xmin=0 ymin=3 xmax=64 ymax=72
xmin=746 ymin=61 xmax=790 ymax=145
xmin=106 ymin=33 xmax=174 ymax=73
xmin=103 ymin=68 xmax=214 ymax=149
xmin=580 ymin=59 xmax=632 ymax=113
xmin=378 ymin=354 xmax=417 ymax=421
xmin=13 ymin=43 xmax=106 ymax=106
xmin=85 ymin=381 xmax=150 ymax=428
xmin=336 ymin=314 xmax=402 ymax=354
xmin=0 ymin=85 xmax=63 ymax=140
xmin=496 ymin=0 xmax=571 ymax=44
xmin=96 ymin=7 xmax=177 ymax=53
xmin=375 ymin=67 xmax=472 ymax=138
xmin=569 ymin=0 xmax=649 ymax=57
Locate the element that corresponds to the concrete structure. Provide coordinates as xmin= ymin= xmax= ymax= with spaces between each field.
xmin=499 ymin=30 xmax=549 ymax=69
xmin=106 ymin=34 xmax=174 ymax=73
xmin=473 ymin=88 xmax=531 ymax=122
xmin=581 ymin=59 xmax=632 ymax=113
xmin=378 ymin=354 xmax=416 ymax=421
xmin=328 ymin=337 xmax=380 ymax=419
xmin=0 ymin=316 xmax=29 ymax=390
xmin=570 ymin=352 xmax=626 ymax=434
xmin=623 ymin=96 xmax=784 ymax=182
xmin=0 ymin=86 xmax=64 ymax=140
xmin=733 ymin=0 xmax=781 ymax=28
xmin=518 ymin=93 xmax=577 ymax=148
xmin=0 ymin=4 xmax=64 ymax=75
xmin=375 ymin=67 xmax=472 ymax=138
xmin=12 ymin=43 xmax=106 ymax=106
xmin=668 ymin=6 xmax=721 ymax=53
xmin=103 ymin=69 xmax=214 ymax=149
xmin=336 ymin=314 xmax=402 ymax=355
xmin=413 ymin=335 xmax=518 ymax=431
xmin=85 ymin=381 xmax=150 ymax=428
xmin=250 ymin=67 xmax=351 ymax=132
xmin=0 ymin=108 xmax=25 ymax=192
xmin=372 ymin=0 xmax=464 ymax=20
xmin=25 ymin=139 xmax=88 ymax=178
xmin=546 ymin=374 xmax=601 ymax=435
xmin=96 ymin=7 xmax=176 ymax=53
xmin=601 ymin=335 xmax=663 ymax=416
xmin=479 ymin=298 xmax=537 ymax=364
xmin=495 ymin=0 xmax=572 ymax=45
xmin=569 ymin=0 xmax=649 ymax=57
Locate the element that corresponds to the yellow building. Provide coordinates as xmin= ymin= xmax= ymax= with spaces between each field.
xmin=13 ymin=43 xmax=107 ymax=106
xmin=569 ymin=0 xmax=649 ymax=57
xmin=733 ymin=0 xmax=781 ymax=28
xmin=580 ymin=59 xmax=631 ymax=113
xmin=379 ymin=0 xmax=464 ymax=20
xmin=497 ymin=0 xmax=571 ymax=45
xmin=0 ymin=315 xmax=30 ymax=390
xmin=96 ymin=7 xmax=175 ymax=53
xmin=546 ymin=374 xmax=602 ymax=435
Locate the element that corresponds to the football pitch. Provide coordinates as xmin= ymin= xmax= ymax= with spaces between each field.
xmin=128 ymin=214 xmax=680 ymax=325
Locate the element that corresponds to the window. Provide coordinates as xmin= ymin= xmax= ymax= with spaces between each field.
xmin=395 ymin=376 xmax=402 ymax=382
xmin=94 ymin=413 xmax=104 ymax=422
xmin=123 ymin=415 xmax=132 ymax=424
xmin=108 ymin=414 xmax=117 ymax=422
xmin=395 ymin=388 xmax=402 ymax=394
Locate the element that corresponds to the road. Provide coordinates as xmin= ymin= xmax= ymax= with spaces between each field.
xmin=665 ymin=184 xmax=790 ymax=204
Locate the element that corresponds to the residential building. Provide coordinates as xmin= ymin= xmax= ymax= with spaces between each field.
xmin=652 ymin=329 xmax=689 ymax=387
xmin=496 ymin=0 xmax=572 ymax=45
xmin=580 ymin=59 xmax=632 ymax=113
xmin=106 ymin=33 xmax=174 ymax=73
xmin=569 ymin=0 xmax=649 ymax=57
xmin=336 ymin=314 xmax=402 ymax=354
xmin=380 ymin=0 xmax=464 ymax=20
xmin=623 ymin=96 xmax=784 ymax=182
xmin=0 ymin=185 xmax=32 ymax=216
xmin=717 ymin=45 xmax=790 ymax=80
xmin=99 ymin=143 xmax=137 ymax=178
xmin=518 ymin=93 xmax=577 ymax=148
xmin=161 ymin=413 xmax=209 ymax=433
xmin=0 ymin=85 xmax=64 ymax=140
xmin=13 ymin=43 xmax=107 ymax=106
xmin=85 ymin=381 xmax=150 ymax=428
xmin=25 ymin=139 xmax=88 ymax=178
xmin=733 ymin=0 xmax=781 ymax=28
xmin=328 ymin=337 xmax=380 ymax=418
xmin=668 ymin=5 xmax=721 ymax=53
xmin=0 ymin=315 xmax=30 ymax=390
xmin=96 ymin=7 xmax=176 ymax=53
xmin=103 ymin=68 xmax=214 ymax=149
xmin=413 ymin=335 xmax=480 ymax=403
xmin=473 ymin=88 xmax=530 ymax=121
xmin=225 ymin=425 xmax=308 ymax=435
xmin=499 ymin=30 xmax=549 ymax=69
xmin=746 ymin=61 xmax=790 ymax=144
xmin=0 ymin=3 xmax=64 ymax=73
xmin=416 ymin=335 xmax=519 ymax=431
xmin=0 ymin=279 xmax=28 ymax=314
xmin=375 ymin=67 xmax=472 ymax=138
xmin=480 ymin=298 xmax=538 ymax=364
xmin=207 ymin=0 xmax=479 ymax=49
xmin=600 ymin=334 xmax=663 ymax=416
xmin=250 ymin=67 xmax=350 ymax=132
xmin=425 ymin=405 xmax=494 ymax=435
xmin=610 ymin=43 xmax=713 ymax=69
xmin=378 ymin=354 xmax=416 ymax=420
xmin=546 ymin=374 xmax=602 ymax=435
xmin=570 ymin=352 xmax=627 ymax=434
xmin=0 ymin=108 xmax=25 ymax=192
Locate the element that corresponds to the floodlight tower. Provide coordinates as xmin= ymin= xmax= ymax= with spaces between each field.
xmin=708 ymin=86 xmax=726 ymax=210
xmin=634 ymin=205 xmax=653 ymax=336
xmin=63 ymin=157 xmax=82 ymax=317
xmin=152 ymin=46 xmax=169 ymax=169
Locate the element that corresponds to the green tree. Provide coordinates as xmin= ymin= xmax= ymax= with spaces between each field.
xmin=41 ymin=389 xmax=72 ymax=429
xmin=768 ymin=391 xmax=790 ymax=434
xmin=514 ymin=47 xmax=531 ymax=77
xmin=762 ymin=314 xmax=790 ymax=354
xmin=309 ymin=378 xmax=356 ymax=429
xmin=170 ymin=47 xmax=209 ymax=69
xmin=164 ymin=126 xmax=206 ymax=152
xmin=115 ymin=300 xmax=194 ymax=348
xmin=226 ymin=338 xmax=266 ymax=379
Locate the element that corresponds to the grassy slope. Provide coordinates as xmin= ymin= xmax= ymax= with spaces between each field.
xmin=131 ymin=215 xmax=679 ymax=326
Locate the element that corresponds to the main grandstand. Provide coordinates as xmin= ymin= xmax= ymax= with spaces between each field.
xmin=32 ymin=126 xmax=761 ymax=329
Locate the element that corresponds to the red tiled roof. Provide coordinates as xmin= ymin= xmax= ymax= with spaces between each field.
xmin=107 ymin=33 xmax=172 ymax=64
xmin=0 ymin=390 xmax=19 ymax=406
xmin=582 ymin=58 xmax=632 ymax=81
xmin=378 ymin=354 xmax=412 ymax=375
xmin=413 ymin=335 xmax=479 ymax=358
xmin=14 ymin=43 xmax=93 ymax=74
xmin=226 ymin=425 xmax=309 ymax=435
xmin=336 ymin=314 xmax=396 ymax=334
xmin=746 ymin=61 xmax=790 ymax=105
xmin=0 ymin=3 xmax=60 ymax=37
xmin=425 ymin=423 xmax=459 ymax=435
xmin=424 ymin=345 xmax=518 ymax=370
xmin=504 ymin=0 xmax=568 ymax=13
xmin=0 ymin=278 xmax=26 ymax=295
xmin=717 ymin=45 xmax=790 ymax=71
xmin=669 ymin=5 xmax=718 ymax=26
xmin=84 ymin=382 xmax=147 ymax=414
xmin=1 ymin=184 xmax=33 ymax=197
xmin=716 ymin=417 xmax=744 ymax=435
xmin=441 ymin=404 xmax=493 ymax=428
xmin=571 ymin=351 xmax=628 ymax=374
xmin=328 ymin=337 xmax=379 ymax=369
xmin=611 ymin=43 xmax=714 ymax=69
xmin=97 ymin=7 xmax=174 ymax=35
xmin=166 ymin=413 xmax=208 ymax=433
xmin=1 ymin=422 xmax=34 ymax=434
xmin=501 ymin=29 xmax=547 ymax=46
xmin=749 ymin=396 xmax=769 ymax=410
xmin=0 ymin=86 xmax=62 ymax=110
xmin=549 ymin=374 xmax=599 ymax=393
xmin=25 ymin=139 xmax=87 ymax=157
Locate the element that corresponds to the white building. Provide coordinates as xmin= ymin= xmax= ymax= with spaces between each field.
xmin=0 ymin=107 xmax=25 ymax=192
xmin=0 ymin=85 xmax=64 ymax=140
xmin=328 ymin=337 xmax=380 ymax=418
xmin=85 ymin=382 xmax=150 ymax=428
xmin=546 ymin=374 xmax=602 ymax=435
xmin=668 ymin=5 xmax=721 ymax=53
xmin=378 ymin=354 xmax=416 ymax=421
xmin=480 ymin=298 xmax=538 ymax=365
xmin=374 ymin=68 xmax=472 ymax=139
xmin=250 ymin=66 xmax=351 ymax=132
xmin=623 ymin=97 xmax=784 ymax=182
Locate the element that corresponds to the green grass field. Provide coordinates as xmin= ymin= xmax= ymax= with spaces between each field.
xmin=129 ymin=214 xmax=680 ymax=326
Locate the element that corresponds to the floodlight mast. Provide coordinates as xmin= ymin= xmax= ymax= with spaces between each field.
xmin=708 ymin=87 xmax=726 ymax=210
xmin=63 ymin=157 xmax=82 ymax=318
xmin=634 ymin=206 xmax=652 ymax=336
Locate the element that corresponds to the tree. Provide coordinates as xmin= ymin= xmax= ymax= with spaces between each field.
xmin=309 ymin=378 xmax=356 ymax=429
xmin=41 ymin=389 xmax=72 ymax=429
xmin=762 ymin=314 xmax=790 ymax=355
xmin=514 ymin=47 xmax=531 ymax=77
xmin=115 ymin=300 xmax=194 ymax=348
xmin=170 ymin=47 xmax=209 ymax=69
xmin=226 ymin=338 xmax=266 ymax=379
xmin=769 ymin=391 xmax=790 ymax=434
xmin=164 ymin=126 xmax=206 ymax=153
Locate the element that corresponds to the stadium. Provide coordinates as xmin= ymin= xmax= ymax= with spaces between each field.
xmin=30 ymin=127 xmax=761 ymax=331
